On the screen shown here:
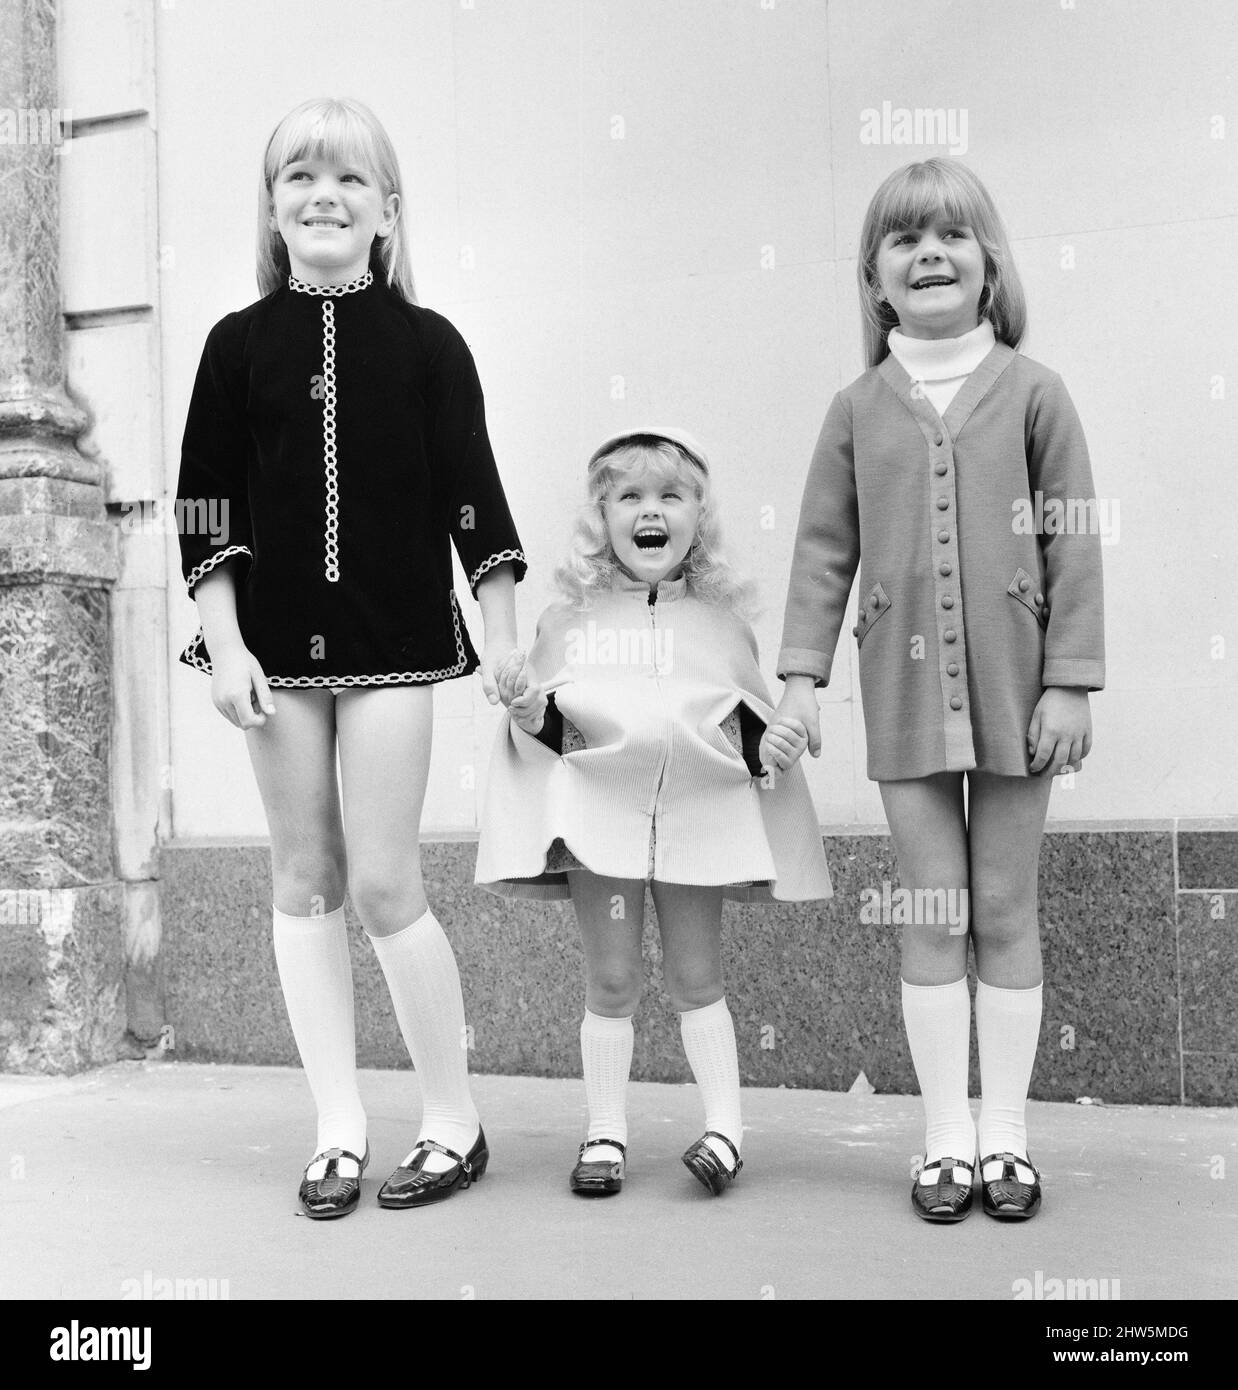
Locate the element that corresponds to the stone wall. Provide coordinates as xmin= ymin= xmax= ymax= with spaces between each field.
xmin=157 ymin=829 xmax=1238 ymax=1104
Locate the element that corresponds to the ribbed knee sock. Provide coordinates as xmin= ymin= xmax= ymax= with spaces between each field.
xmin=579 ymin=1010 xmax=634 ymax=1164
xmin=976 ymin=979 xmax=1042 ymax=1181
xmin=679 ymin=997 xmax=743 ymax=1168
xmin=271 ymin=905 xmax=367 ymax=1176
xmin=901 ymin=977 xmax=976 ymax=1174
xmin=368 ymin=909 xmax=480 ymax=1173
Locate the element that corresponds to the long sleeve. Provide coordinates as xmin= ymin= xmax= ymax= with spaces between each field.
xmin=776 ymin=391 xmax=861 ymax=685
xmin=175 ymin=314 xmax=255 ymax=594
xmin=426 ymin=325 xmax=527 ymax=597
xmin=1026 ymin=375 xmax=1105 ymax=689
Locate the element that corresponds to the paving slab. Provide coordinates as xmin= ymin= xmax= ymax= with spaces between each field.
xmin=0 ymin=1063 xmax=1234 ymax=1302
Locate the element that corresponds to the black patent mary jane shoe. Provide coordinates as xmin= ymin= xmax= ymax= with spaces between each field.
xmin=569 ymin=1138 xmax=626 ymax=1196
xmin=681 ymin=1131 xmax=742 ymax=1196
xmin=980 ymin=1152 xmax=1043 ymax=1221
xmin=377 ymin=1127 xmax=488 ymax=1210
xmin=298 ymin=1144 xmax=369 ymax=1220
xmin=911 ymin=1156 xmax=975 ymax=1223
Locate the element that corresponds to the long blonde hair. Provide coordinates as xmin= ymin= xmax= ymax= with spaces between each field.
xmin=553 ymin=439 xmax=756 ymax=617
xmin=257 ymin=97 xmax=417 ymax=303
xmin=857 ymin=158 xmax=1026 ymax=368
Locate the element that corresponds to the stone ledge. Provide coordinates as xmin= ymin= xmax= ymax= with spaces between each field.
xmin=155 ymin=827 xmax=1237 ymax=1103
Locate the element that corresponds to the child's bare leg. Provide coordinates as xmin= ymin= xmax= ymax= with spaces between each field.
xmin=245 ymin=688 xmax=347 ymax=915
xmin=337 ymin=686 xmax=477 ymax=1170
xmin=967 ymin=771 xmax=1053 ymax=988
xmin=569 ymin=871 xmax=645 ymax=1161
xmin=245 ymin=690 xmax=361 ymax=1170
xmin=654 ymin=881 xmax=725 ymax=1012
xmin=879 ymin=773 xmax=975 ymax=1172
xmin=654 ymin=882 xmax=739 ymax=1168
xmin=968 ymin=770 xmax=1054 ymax=1179
xmin=878 ymin=773 xmax=970 ymax=985
xmin=334 ymin=686 xmax=433 ymax=937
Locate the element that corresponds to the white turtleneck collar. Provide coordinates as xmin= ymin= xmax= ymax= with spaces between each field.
xmin=887 ymin=319 xmax=996 ymax=416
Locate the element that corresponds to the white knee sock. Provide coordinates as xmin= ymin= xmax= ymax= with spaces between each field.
xmin=976 ymin=980 xmax=1042 ymax=1181
xmin=579 ymin=1011 xmax=634 ymax=1164
xmin=368 ymin=908 xmax=480 ymax=1173
xmin=271 ymin=905 xmax=367 ymax=1176
xmin=901 ymin=978 xmax=976 ymax=1174
xmin=679 ymin=997 xmax=743 ymax=1168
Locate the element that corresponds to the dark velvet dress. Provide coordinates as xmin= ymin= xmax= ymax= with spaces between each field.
xmin=175 ymin=267 xmax=525 ymax=686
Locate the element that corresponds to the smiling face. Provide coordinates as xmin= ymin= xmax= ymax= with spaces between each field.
xmin=270 ymin=155 xmax=398 ymax=284
xmin=874 ymin=215 xmax=986 ymax=340
xmin=602 ymin=456 xmax=703 ymax=587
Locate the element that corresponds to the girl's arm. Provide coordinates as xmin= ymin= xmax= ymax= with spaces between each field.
xmin=771 ymin=392 xmax=861 ymax=758
xmin=499 ymin=607 xmax=568 ymax=744
xmin=776 ymin=391 xmax=861 ymax=688
xmin=475 ymin=562 xmax=519 ymax=704
xmin=1026 ymin=374 xmax=1105 ymax=690
xmin=1033 ymin=375 xmax=1106 ymax=689
xmin=192 ymin=562 xmax=274 ymax=730
xmin=1025 ymin=373 xmax=1104 ymax=772
xmin=177 ymin=315 xmax=255 ymax=595
xmin=177 ymin=315 xmax=270 ymax=729
xmin=426 ymin=322 xmax=528 ymax=611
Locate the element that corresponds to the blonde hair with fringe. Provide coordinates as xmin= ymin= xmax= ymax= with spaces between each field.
xmin=257 ymin=97 xmax=417 ymax=303
xmin=857 ymin=158 xmax=1026 ymax=369
xmin=552 ymin=440 xmax=757 ymax=618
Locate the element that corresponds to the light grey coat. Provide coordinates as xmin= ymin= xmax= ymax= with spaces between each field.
xmin=778 ymin=345 xmax=1105 ymax=780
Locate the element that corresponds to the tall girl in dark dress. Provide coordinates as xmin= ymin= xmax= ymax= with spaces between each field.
xmin=176 ymin=98 xmax=526 ymax=1218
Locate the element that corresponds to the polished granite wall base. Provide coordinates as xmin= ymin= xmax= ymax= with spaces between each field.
xmin=156 ymin=828 xmax=1237 ymax=1104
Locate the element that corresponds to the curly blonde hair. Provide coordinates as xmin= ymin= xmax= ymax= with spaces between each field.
xmin=553 ymin=439 xmax=756 ymax=618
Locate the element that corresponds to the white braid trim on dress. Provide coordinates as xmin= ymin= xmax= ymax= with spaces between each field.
xmin=288 ymin=269 xmax=373 ymax=296
xmin=180 ymin=590 xmax=472 ymax=686
xmin=469 ymin=548 xmax=526 ymax=593
xmin=185 ymin=545 xmax=252 ymax=593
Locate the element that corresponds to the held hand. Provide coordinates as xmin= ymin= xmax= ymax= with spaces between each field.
xmin=759 ymin=717 xmax=810 ymax=775
xmin=770 ymin=678 xmax=822 ymax=761
xmin=480 ymin=640 xmax=522 ymax=706
xmin=1027 ymin=687 xmax=1092 ymax=775
xmin=493 ymin=649 xmax=530 ymax=708
xmin=509 ymin=679 xmax=549 ymax=735
xmin=210 ymin=646 xmax=275 ymax=730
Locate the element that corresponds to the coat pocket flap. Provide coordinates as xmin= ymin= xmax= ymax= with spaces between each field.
xmin=1007 ymin=567 xmax=1049 ymax=628
xmin=853 ymin=581 xmax=892 ymax=647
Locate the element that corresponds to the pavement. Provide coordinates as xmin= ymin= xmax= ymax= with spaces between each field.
xmin=1 ymin=1062 xmax=1234 ymax=1302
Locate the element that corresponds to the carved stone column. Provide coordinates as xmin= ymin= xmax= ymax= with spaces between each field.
xmin=0 ymin=0 xmax=123 ymax=1070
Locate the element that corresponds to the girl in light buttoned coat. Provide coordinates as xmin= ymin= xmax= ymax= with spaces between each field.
xmin=773 ymin=159 xmax=1104 ymax=1222
xmin=476 ymin=429 xmax=832 ymax=1196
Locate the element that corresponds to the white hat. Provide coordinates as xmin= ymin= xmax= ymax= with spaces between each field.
xmin=587 ymin=426 xmax=711 ymax=475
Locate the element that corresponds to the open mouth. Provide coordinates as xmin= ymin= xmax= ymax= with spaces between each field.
xmin=911 ymin=276 xmax=956 ymax=290
xmin=633 ymin=528 xmax=668 ymax=552
xmin=304 ymin=218 xmax=347 ymax=229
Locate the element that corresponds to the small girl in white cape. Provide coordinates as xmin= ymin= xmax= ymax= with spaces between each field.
xmin=476 ymin=428 xmax=832 ymax=1197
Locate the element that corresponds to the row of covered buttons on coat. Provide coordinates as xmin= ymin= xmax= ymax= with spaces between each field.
xmin=931 ymin=426 xmax=970 ymax=716
xmin=924 ymin=421 xmax=979 ymax=768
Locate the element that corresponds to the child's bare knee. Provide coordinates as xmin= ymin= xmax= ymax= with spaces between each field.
xmin=585 ymin=968 xmax=642 ymax=1016
xmin=669 ymin=984 xmax=724 ymax=1014
xmin=349 ymin=871 xmax=426 ymax=936
xmin=970 ymin=879 xmax=1036 ymax=945
xmin=271 ymin=844 xmax=346 ymax=916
